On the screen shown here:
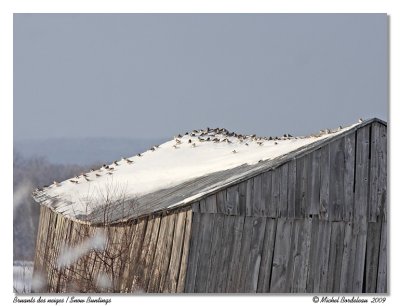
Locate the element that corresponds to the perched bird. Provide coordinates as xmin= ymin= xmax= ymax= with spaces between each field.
xmin=232 ymin=150 xmax=237 ymax=154
xmin=107 ymin=172 xmax=113 ymax=175
xmin=268 ymin=136 xmax=273 ymax=141
xmin=192 ymin=143 xmax=196 ymax=147
xmin=150 ymin=147 xmax=156 ymax=151
xmin=245 ymin=143 xmax=249 ymax=146
xmin=339 ymin=125 xmax=343 ymax=130
xmin=53 ymin=181 xmax=60 ymax=187
xmin=275 ymin=142 xmax=278 ymax=145
xmin=177 ymin=134 xmax=182 ymax=138
xmin=126 ymin=158 xmax=133 ymax=164
xmin=70 ymin=180 xmax=78 ymax=184
xmin=137 ymin=153 xmax=142 ymax=157
xmin=95 ymin=174 xmax=101 ymax=177
xmin=84 ymin=177 xmax=90 ymax=182
xmin=109 ymin=167 xmax=114 ymax=171
xmin=175 ymin=139 xmax=182 ymax=144
xmin=257 ymin=141 xmax=263 ymax=146
xmin=90 ymin=169 xmax=95 ymax=172
xmin=113 ymin=161 xmax=119 ymax=166
xmin=358 ymin=118 xmax=363 ymax=123
xmin=173 ymin=145 xmax=179 ymax=149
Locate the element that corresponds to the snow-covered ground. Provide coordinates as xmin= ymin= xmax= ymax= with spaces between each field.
xmin=33 ymin=123 xmax=359 ymax=220
xmin=13 ymin=261 xmax=33 ymax=293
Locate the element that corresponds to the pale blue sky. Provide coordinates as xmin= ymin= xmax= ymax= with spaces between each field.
xmin=14 ymin=14 xmax=388 ymax=141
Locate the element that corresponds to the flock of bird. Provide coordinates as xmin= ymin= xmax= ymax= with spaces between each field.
xmin=33 ymin=119 xmax=363 ymax=194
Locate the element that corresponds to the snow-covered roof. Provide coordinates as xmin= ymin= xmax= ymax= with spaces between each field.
xmin=32 ymin=118 xmax=385 ymax=225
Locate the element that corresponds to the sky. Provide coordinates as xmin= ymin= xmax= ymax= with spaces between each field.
xmin=13 ymin=13 xmax=388 ymax=141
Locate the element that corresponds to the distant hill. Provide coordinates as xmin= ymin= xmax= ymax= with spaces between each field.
xmin=13 ymin=137 xmax=168 ymax=165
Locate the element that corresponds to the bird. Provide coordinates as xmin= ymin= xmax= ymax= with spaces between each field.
xmin=268 ymin=136 xmax=273 ymax=141
xmin=177 ymin=134 xmax=182 ymax=138
xmin=53 ymin=181 xmax=60 ymax=187
xmin=109 ymin=167 xmax=114 ymax=171
xmin=339 ymin=125 xmax=343 ymax=130
xmin=188 ymin=139 xmax=192 ymax=143
xmin=358 ymin=118 xmax=363 ymax=123
xmin=107 ymin=172 xmax=113 ymax=175
xmin=232 ymin=150 xmax=237 ymax=154
xmin=257 ymin=141 xmax=263 ymax=146
xmin=69 ymin=180 xmax=78 ymax=184
xmin=113 ymin=161 xmax=119 ymax=166
xmin=126 ymin=159 xmax=133 ymax=164
xmin=245 ymin=143 xmax=249 ymax=146
xmin=173 ymin=145 xmax=179 ymax=149
xmin=150 ymin=147 xmax=156 ymax=151
xmin=137 ymin=153 xmax=142 ymax=157
xmin=275 ymin=142 xmax=278 ymax=145
xmin=175 ymin=139 xmax=182 ymax=144
xmin=90 ymin=169 xmax=95 ymax=172
xmin=95 ymin=174 xmax=101 ymax=177
xmin=84 ymin=177 xmax=90 ymax=182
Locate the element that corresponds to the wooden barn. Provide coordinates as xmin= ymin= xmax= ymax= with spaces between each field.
xmin=32 ymin=118 xmax=387 ymax=293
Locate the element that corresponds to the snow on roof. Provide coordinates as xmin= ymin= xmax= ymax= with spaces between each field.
xmin=32 ymin=119 xmax=382 ymax=225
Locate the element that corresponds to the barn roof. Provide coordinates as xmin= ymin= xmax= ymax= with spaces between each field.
xmin=32 ymin=118 xmax=386 ymax=225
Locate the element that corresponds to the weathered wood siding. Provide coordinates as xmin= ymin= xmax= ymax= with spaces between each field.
xmin=33 ymin=206 xmax=192 ymax=293
xmin=185 ymin=122 xmax=387 ymax=293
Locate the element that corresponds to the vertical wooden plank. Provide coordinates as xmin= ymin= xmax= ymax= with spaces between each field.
xmin=253 ymin=175 xmax=263 ymax=216
xmin=193 ymin=213 xmax=215 ymax=293
xmin=205 ymin=194 xmax=218 ymax=213
xmin=314 ymin=220 xmax=332 ymax=292
xmin=326 ymin=222 xmax=345 ymax=292
xmin=199 ymin=199 xmax=207 ymax=213
xmin=364 ymin=217 xmax=382 ymax=293
xmin=320 ymin=145 xmax=330 ymax=220
xmin=295 ymin=156 xmax=307 ymax=218
xmin=164 ymin=210 xmax=186 ymax=293
xmin=308 ymin=150 xmax=321 ymax=216
xmin=236 ymin=216 xmax=255 ymax=292
xmin=191 ymin=202 xmax=200 ymax=213
xmin=368 ymin=123 xmax=380 ymax=222
xmin=218 ymin=216 xmax=238 ymax=292
xmin=339 ymin=222 xmax=356 ymax=292
xmin=291 ymin=218 xmax=312 ymax=293
xmin=148 ymin=214 xmax=171 ymax=292
xmin=263 ymin=171 xmax=273 ymax=218
xmin=344 ymin=133 xmax=356 ymax=222
xmin=216 ymin=190 xmax=226 ymax=215
xmin=377 ymin=124 xmax=387 ymax=221
xmin=244 ymin=217 xmax=266 ymax=292
xmin=270 ymin=218 xmax=293 ymax=293
xmin=226 ymin=185 xmax=239 ymax=215
xmin=245 ymin=178 xmax=254 ymax=216
xmin=206 ymin=213 xmax=225 ymax=292
xmin=353 ymin=126 xmax=370 ymax=292
xmin=376 ymin=221 xmax=387 ymax=293
xmin=257 ymin=218 xmax=278 ymax=293
xmin=184 ymin=212 xmax=201 ymax=293
xmin=279 ymin=164 xmax=289 ymax=218
xmin=238 ymin=181 xmax=247 ymax=216
xmin=138 ymin=215 xmax=161 ymax=292
xmin=271 ymin=169 xmax=280 ymax=219
xmin=177 ymin=210 xmax=192 ymax=293
xmin=329 ymin=138 xmax=345 ymax=221
xmin=287 ymin=160 xmax=297 ymax=219
xmin=120 ymin=219 xmax=140 ymax=291
xmin=259 ymin=173 xmax=267 ymax=216
xmin=305 ymin=216 xmax=320 ymax=292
